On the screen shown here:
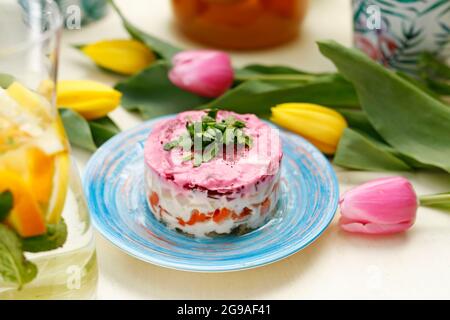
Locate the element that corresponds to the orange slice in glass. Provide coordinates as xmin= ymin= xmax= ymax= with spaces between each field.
xmin=0 ymin=170 xmax=46 ymax=238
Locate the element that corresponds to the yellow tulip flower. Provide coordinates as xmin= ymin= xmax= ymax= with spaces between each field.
xmin=271 ymin=103 xmax=348 ymax=155
xmin=80 ymin=39 xmax=156 ymax=75
xmin=57 ymin=80 xmax=122 ymax=120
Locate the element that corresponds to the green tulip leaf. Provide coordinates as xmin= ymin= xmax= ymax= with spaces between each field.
xmin=59 ymin=108 xmax=120 ymax=152
xmin=319 ymin=40 xmax=450 ymax=173
xmin=59 ymin=108 xmax=97 ymax=152
xmin=334 ymin=128 xmax=412 ymax=171
xmin=419 ymin=52 xmax=450 ymax=96
xmin=109 ymin=0 xmax=181 ymax=61
xmin=207 ymin=74 xmax=360 ymax=117
xmin=115 ymin=61 xmax=210 ymax=119
xmin=336 ymin=108 xmax=383 ymax=141
xmin=420 ymin=192 xmax=450 ymax=212
xmin=396 ymin=71 xmax=443 ymax=100
xmin=234 ymin=64 xmax=333 ymax=83
xmin=88 ymin=116 xmax=121 ymax=147
xmin=336 ymin=110 xmax=439 ymax=171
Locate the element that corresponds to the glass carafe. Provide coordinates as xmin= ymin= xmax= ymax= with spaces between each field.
xmin=0 ymin=0 xmax=97 ymax=299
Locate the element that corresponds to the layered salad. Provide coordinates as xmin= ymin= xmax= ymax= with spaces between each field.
xmin=144 ymin=109 xmax=282 ymax=237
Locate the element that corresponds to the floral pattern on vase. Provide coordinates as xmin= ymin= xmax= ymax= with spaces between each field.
xmin=353 ymin=0 xmax=450 ymax=75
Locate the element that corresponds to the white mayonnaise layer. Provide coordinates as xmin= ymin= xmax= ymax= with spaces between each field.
xmin=145 ymin=166 xmax=281 ymax=238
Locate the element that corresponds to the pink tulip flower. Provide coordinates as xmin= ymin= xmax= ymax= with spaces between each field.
xmin=168 ymin=50 xmax=234 ymax=98
xmin=339 ymin=176 xmax=418 ymax=235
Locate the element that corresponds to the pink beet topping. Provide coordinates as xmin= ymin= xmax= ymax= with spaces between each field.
xmin=144 ymin=111 xmax=282 ymax=193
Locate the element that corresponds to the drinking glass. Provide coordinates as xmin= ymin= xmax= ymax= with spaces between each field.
xmin=0 ymin=0 xmax=97 ymax=299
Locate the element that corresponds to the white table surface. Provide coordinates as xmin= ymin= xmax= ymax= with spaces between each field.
xmin=60 ymin=0 xmax=450 ymax=299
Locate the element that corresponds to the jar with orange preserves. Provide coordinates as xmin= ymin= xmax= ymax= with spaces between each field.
xmin=171 ymin=0 xmax=309 ymax=50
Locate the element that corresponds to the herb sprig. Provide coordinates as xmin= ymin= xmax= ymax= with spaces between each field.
xmin=163 ymin=109 xmax=253 ymax=166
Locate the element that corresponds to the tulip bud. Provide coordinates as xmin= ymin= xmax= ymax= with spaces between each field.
xmin=80 ymin=39 xmax=156 ymax=75
xmin=57 ymin=80 xmax=122 ymax=120
xmin=270 ymin=103 xmax=347 ymax=154
xmin=339 ymin=176 xmax=418 ymax=235
xmin=168 ymin=50 xmax=234 ymax=98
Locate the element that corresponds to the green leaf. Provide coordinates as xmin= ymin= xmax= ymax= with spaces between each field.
xmin=396 ymin=71 xmax=444 ymax=100
xmin=207 ymin=74 xmax=360 ymax=118
xmin=420 ymin=192 xmax=450 ymax=212
xmin=59 ymin=108 xmax=97 ymax=152
xmin=334 ymin=128 xmax=412 ymax=171
xmin=425 ymin=78 xmax=450 ymax=96
xmin=418 ymin=53 xmax=450 ymax=97
xmin=0 ymin=73 xmax=14 ymax=89
xmin=234 ymin=65 xmax=332 ymax=83
xmin=109 ymin=0 xmax=181 ymax=61
xmin=319 ymin=40 xmax=450 ymax=173
xmin=59 ymin=109 xmax=120 ymax=152
xmin=0 ymin=224 xmax=37 ymax=289
xmin=335 ymin=110 xmax=440 ymax=171
xmin=115 ymin=61 xmax=209 ymax=119
xmin=21 ymin=219 xmax=68 ymax=253
xmin=419 ymin=52 xmax=450 ymax=80
xmin=336 ymin=108 xmax=383 ymax=140
xmin=0 ymin=191 xmax=13 ymax=222
xmin=88 ymin=116 xmax=121 ymax=147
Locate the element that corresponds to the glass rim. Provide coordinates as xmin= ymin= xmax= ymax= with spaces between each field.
xmin=0 ymin=0 xmax=63 ymax=57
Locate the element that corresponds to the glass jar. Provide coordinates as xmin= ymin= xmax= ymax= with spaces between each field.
xmin=171 ymin=0 xmax=309 ymax=50
xmin=0 ymin=0 xmax=97 ymax=299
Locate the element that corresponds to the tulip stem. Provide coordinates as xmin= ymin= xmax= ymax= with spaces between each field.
xmin=419 ymin=192 xmax=450 ymax=211
xmin=235 ymin=74 xmax=318 ymax=82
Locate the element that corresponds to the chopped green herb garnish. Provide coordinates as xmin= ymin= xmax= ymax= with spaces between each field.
xmin=201 ymin=115 xmax=216 ymax=123
xmin=193 ymin=152 xmax=203 ymax=167
xmin=163 ymin=140 xmax=179 ymax=151
xmin=234 ymin=120 xmax=246 ymax=128
xmin=163 ymin=109 xmax=253 ymax=166
xmin=207 ymin=108 xmax=218 ymax=119
xmin=182 ymin=152 xmax=193 ymax=162
xmin=245 ymin=135 xmax=253 ymax=148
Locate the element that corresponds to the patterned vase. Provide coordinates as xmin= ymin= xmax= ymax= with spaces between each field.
xmin=57 ymin=0 xmax=108 ymax=26
xmin=19 ymin=0 xmax=108 ymax=27
xmin=352 ymin=0 xmax=449 ymax=75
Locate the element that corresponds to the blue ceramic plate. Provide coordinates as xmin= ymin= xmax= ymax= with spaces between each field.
xmin=84 ymin=116 xmax=338 ymax=272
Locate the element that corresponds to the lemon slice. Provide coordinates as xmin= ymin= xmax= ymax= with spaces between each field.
xmin=0 ymin=87 xmax=45 ymax=137
xmin=2 ymin=82 xmax=60 ymax=144
xmin=46 ymin=152 xmax=70 ymax=224
xmin=6 ymin=81 xmax=53 ymax=122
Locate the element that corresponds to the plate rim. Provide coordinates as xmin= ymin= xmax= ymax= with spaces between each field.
xmin=84 ymin=115 xmax=339 ymax=272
